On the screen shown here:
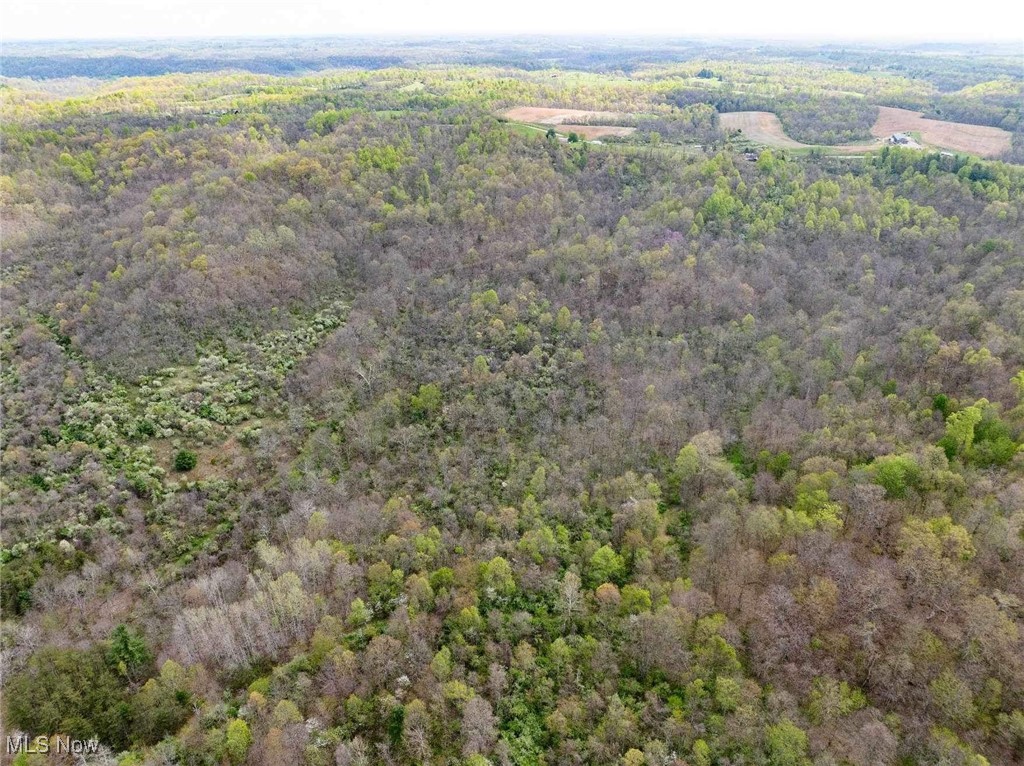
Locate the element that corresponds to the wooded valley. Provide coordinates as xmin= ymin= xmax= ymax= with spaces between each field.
xmin=1 ymin=38 xmax=1023 ymax=766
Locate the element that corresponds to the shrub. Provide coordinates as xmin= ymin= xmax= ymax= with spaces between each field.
xmin=173 ymin=449 xmax=198 ymax=472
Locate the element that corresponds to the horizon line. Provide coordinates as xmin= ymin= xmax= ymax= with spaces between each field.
xmin=4 ymin=32 xmax=1022 ymax=46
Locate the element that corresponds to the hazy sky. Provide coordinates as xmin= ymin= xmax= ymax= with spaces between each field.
xmin=4 ymin=0 xmax=1023 ymax=42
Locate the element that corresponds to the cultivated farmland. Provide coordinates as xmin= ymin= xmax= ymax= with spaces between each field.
xmin=718 ymin=111 xmax=808 ymax=148
xmin=503 ymin=106 xmax=626 ymax=124
xmin=719 ymin=111 xmax=881 ymax=153
xmin=502 ymin=106 xmax=637 ymax=138
xmin=870 ymin=106 xmax=1012 ymax=158
xmin=720 ymin=108 xmax=1011 ymax=158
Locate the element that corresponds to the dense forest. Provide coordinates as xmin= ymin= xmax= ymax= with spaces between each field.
xmin=2 ymin=40 xmax=1024 ymax=766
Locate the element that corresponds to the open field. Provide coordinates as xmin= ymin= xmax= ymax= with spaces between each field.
xmin=509 ymin=107 xmax=1012 ymax=158
xmin=502 ymin=107 xmax=637 ymax=138
xmin=503 ymin=106 xmax=625 ymax=124
xmin=720 ymin=108 xmax=1012 ymax=159
xmin=719 ymin=111 xmax=882 ymax=153
xmin=560 ymin=125 xmax=636 ymax=139
xmin=719 ymin=111 xmax=806 ymax=148
xmin=870 ymin=106 xmax=1011 ymax=158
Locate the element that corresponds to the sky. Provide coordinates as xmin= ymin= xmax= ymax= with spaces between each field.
xmin=3 ymin=0 xmax=1023 ymax=43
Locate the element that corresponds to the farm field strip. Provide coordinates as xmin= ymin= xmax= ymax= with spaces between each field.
xmin=502 ymin=106 xmax=637 ymax=138
xmin=502 ymin=106 xmax=626 ymax=124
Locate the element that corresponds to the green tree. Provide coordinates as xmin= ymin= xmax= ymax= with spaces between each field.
xmin=5 ymin=646 xmax=131 ymax=748
xmin=555 ymin=306 xmax=572 ymax=332
xmin=270 ymin=699 xmax=303 ymax=728
xmin=675 ymin=444 xmax=700 ymax=480
xmin=930 ymin=670 xmax=978 ymax=729
xmin=805 ymin=676 xmax=866 ymax=725
xmin=131 ymin=660 xmax=192 ymax=745
xmin=225 ymin=719 xmax=252 ymax=764
xmin=766 ymin=720 xmax=811 ymax=766
xmin=431 ymin=646 xmax=454 ymax=681
xmin=347 ymin=597 xmax=372 ymax=629
xmin=620 ymin=584 xmax=652 ymax=614
xmin=701 ymin=188 xmax=742 ymax=223
xmin=871 ymin=454 xmax=920 ymax=499
xmin=692 ymin=739 xmax=713 ymax=766
xmin=108 ymin=624 xmax=153 ymax=680
xmin=941 ymin=401 xmax=985 ymax=459
xmin=480 ymin=556 xmax=516 ymax=598
xmin=411 ymin=383 xmax=443 ymax=420
xmin=307 ymin=109 xmax=350 ymax=135
xmin=788 ymin=488 xmax=843 ymax=533
xmin=589 ymin=545 xmax=626 ymax=586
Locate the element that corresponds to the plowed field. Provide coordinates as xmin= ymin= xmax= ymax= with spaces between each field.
xmin=871 ymin=107 xmax=1011 ymax=158
xmin=503 ymin=107 xmax=625 ymax=124
xmin=502 ymin=107 xmax=636 ymax=138
xmin=719 ymin=111 xmax=879 ymax=153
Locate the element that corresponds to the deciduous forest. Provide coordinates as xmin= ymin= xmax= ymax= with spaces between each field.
xmin=1 ymin=37 xmax=1023 ymax=766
